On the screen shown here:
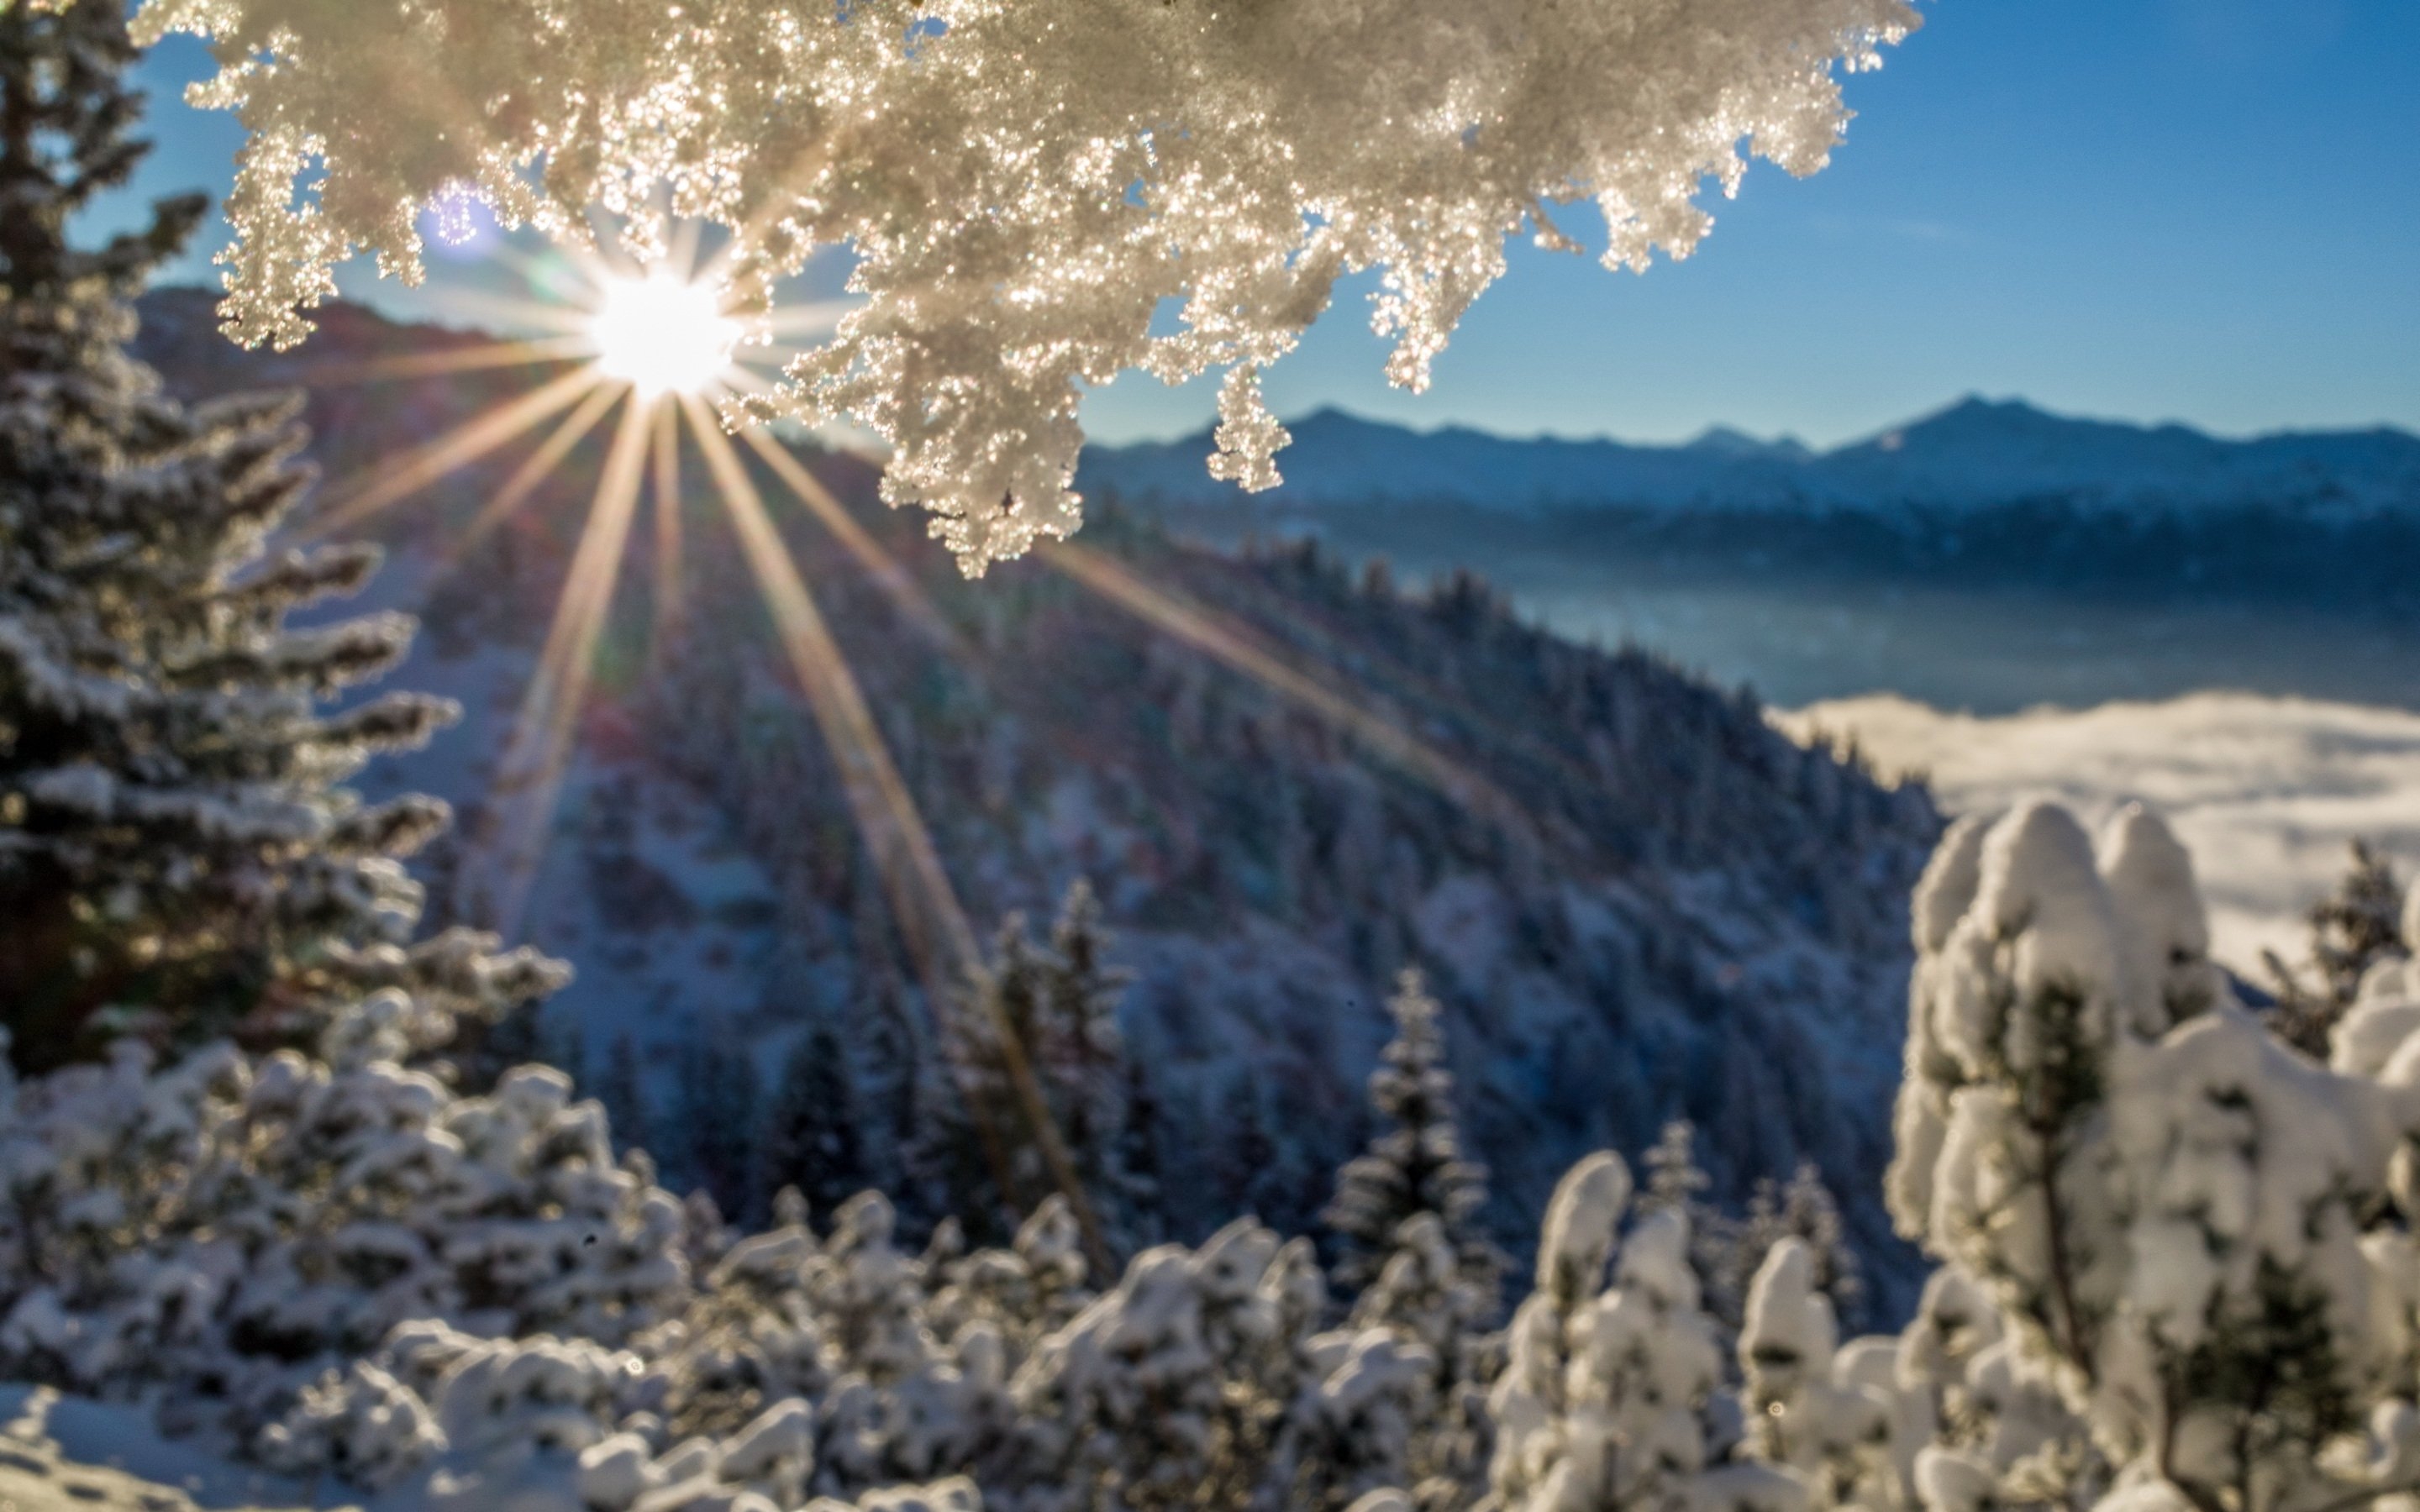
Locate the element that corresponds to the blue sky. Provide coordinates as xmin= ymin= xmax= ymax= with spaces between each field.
xmin=108 ymin=1 xmax=2420 ymax=449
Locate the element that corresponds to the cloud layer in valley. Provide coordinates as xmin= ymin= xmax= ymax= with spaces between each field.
xmin=1776 ymin=692 xmax=2420 ymax=974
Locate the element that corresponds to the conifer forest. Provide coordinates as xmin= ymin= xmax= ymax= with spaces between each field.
xmin=5 ymin=4 xmax=2420 ymax=1512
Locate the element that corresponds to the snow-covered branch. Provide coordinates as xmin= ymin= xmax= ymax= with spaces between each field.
xmin=132 ymin=0 xmax=1916 ymax=572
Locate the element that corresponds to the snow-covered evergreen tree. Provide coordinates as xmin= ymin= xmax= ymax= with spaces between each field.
xmin=1739 ymin=1238 xmax=1894 ymax=1509
xmin=1885 ymin=800 xmax=2420 ymax=1512
xmin=0 ymin=995 xmax=689 ymax=1449
xmin=1640 ymin=1118 xmax=1715 ymax=1220
xmin=1211 ymin=1072 xmax=1299 ymax=1233
xmin=1034 ymin=882 xmax=1155 ymax=1245
xmin=592 ymin=1027 xmax=654 ymax=1157
xmin=1724 ymin=1163 xmax=1867 ymax=1336
xmin=676 ymin=1016 xmax=765 ymax=1226
xmin=1638 ymin=1116 xmax=1761 ymax=1334
xmin=1324 ymin=969 xmax=1502 ymax=1309
xmin=1009 ymin=1219 xmax=1328 ymax=1512
xmin=955 ymin=883 xmax=1151 ymax=1253
xmin=0 ymin=0 xmax=561 ymax=1072
xmin=2265 ymin=839 xmax=2407 ymax=1057
xmin=1487 ymin=1152 xmax=1802 ymax=1512
xmin=1317 ymin=969 xmax=1505 ymax=1505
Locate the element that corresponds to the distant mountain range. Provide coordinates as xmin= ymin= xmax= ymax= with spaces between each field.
xmin=1080 ymin=398 xmax=2420 ymax=517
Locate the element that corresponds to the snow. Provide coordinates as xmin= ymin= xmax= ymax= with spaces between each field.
xmin=0 ymin=1384 xmax=308 ymax=1509
xmin=20 ymin=795 xmax=2420 ymax=1512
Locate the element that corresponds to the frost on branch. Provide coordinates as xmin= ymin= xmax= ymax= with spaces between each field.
xmin=132 ymin=0 xmax=1917 ymax=572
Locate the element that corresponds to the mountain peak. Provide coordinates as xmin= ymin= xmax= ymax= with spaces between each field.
xmin=1076 ymin=386 xmax=2420 ymax=517
xmin=1688 ymin=424 xmax=1814 ymax=462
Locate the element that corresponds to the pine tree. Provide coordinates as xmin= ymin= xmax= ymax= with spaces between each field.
xmin=1323 ymin=969 xmax=1502 ymax=1310
xmin=0 ymin=2 xmax=561 ymax=1073
xmin=955 ymin=880 xmax=1149 ymax=1252
xmin=1722 ymin=1161 xmax=1866 ymax=1336
xmin=1114 ymin=1053 xmax=1165 ymax=1251
xmin=592 ymin=1029 xmax=653 ymax=1157
xmin=1212 ymin=1072 xmax=1283 ymax=1222
xmin=1636 ymin=1116 xmax=1754 ymax=1331
xmin=1033 ymin=881 xmax=1151 ymax=1246
xmin=1639 ymin=1117 xmax=1713 ymax=1218
xmin=676 ymin=1019 xmax=762 ymax=1225
xmin=760 ymin=1022 xmax=871 ymax=1221
xmin=2264 ymin=838 xmax=2407 ymax=1056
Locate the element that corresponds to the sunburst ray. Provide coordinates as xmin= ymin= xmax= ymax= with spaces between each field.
xmin=1044 ymin=542 xmax=1534 ymax=835
xmin=302 ymin=333 xmax=593 ymax=386
xmin=650 ymin=399 xmax=686 ymax=648
xmin=302 ymin=365 xmax=602 ymax=543
xmin=448 ymin=381 xmax=629 ymax=561
xmin=472 ymin=395 xmax=655 ymax=941
xmin=681 ymin=395 xmax=1109 ymax=1263
xmin=736 ymin=426 xmax=965 ymax=657
xmin=421 ymin=287 xmax=602 ymax=338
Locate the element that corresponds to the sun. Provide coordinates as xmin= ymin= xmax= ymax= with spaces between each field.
xmin=587 ymin=273 xmax=741 ymax=396
xmin=300 ymin=221 xmax=1502 ymax=1259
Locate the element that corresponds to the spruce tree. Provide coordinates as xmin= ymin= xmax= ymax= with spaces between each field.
xmin=1639 ymin=1116 xmax=1714 ymax=1217
xmin=675 ymin=1018 xmax=762 ymax=1224
xmin=1720 ymin=1160 xmax=1865 ymax=1333
xmin=0 ymin=2 xmax=560 ymax=1072
xmin=1323 ymin=969 xmax=1502 ymax=1306
xmin=592 ymin=1029 xmax=654 ymax=1156
xmin=1638 ymin=1116 xmax=1749 ymax=1324
xmin=1211 ymin=1072 xmax=1282 ymax=1223
xmin=1113 ymin=1053 xmax=1165 ymax=1251
xmin=760 ymin=1022 xmax=871 ymax=1221
xmin=2264 ymin=839 xmax=2407 ymax=1056
xmin=1033 ymin=881 xmax=1151 ymax=1245
xmin=955 ymin=880 xmax=1150 ymax=1252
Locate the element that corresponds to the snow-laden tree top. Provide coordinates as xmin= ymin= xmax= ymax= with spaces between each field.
xmin=125 ymin=0 xmax=1917 ymax=572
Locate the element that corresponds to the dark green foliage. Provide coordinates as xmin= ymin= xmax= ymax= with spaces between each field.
xmin=592 ymin=1029 xmax=654 ymax=1156
xmin=1985 ymin=975 xmax=2112 ymax=1372
xmin=2265 ymin=840 xmax=2406 ymax=1058
xmin=0 ymin=3 xmax=562 ymax=1071
xmin=676 ymin=1018 xmax=763 ymax=1225
xmin=760 ymin=1023 xmax=872 ymax=1223
xmin=2165 ymin=1259 xmax=2358 ymax=1509
xmin=0 ymin=2 xmax=203 ymax=372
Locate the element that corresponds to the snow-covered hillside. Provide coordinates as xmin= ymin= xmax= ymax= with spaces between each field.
xmin=133 ymin=288 xmax=1940 ymax=1311
xmin=1080 ymin=397 xmax=2420 ymax=517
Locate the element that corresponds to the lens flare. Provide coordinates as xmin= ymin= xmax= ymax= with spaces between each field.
xmin=589 ymin=274 xmax=740 ymax=396
xmin=296 ymin=221 xmax=1530 ymax=1256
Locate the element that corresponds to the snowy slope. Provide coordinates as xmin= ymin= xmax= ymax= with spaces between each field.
xmin=134 ymin=288 xmax=1940 ymax=1314
xmin=1080 ymin=396 xmax=2420 ymax=517
xmin=0 ymin=1386 xmax=308 ymax=1511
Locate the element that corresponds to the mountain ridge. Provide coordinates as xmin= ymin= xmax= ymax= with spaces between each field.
xmin=1079 ymin=395 xmax=2420 ymax=517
